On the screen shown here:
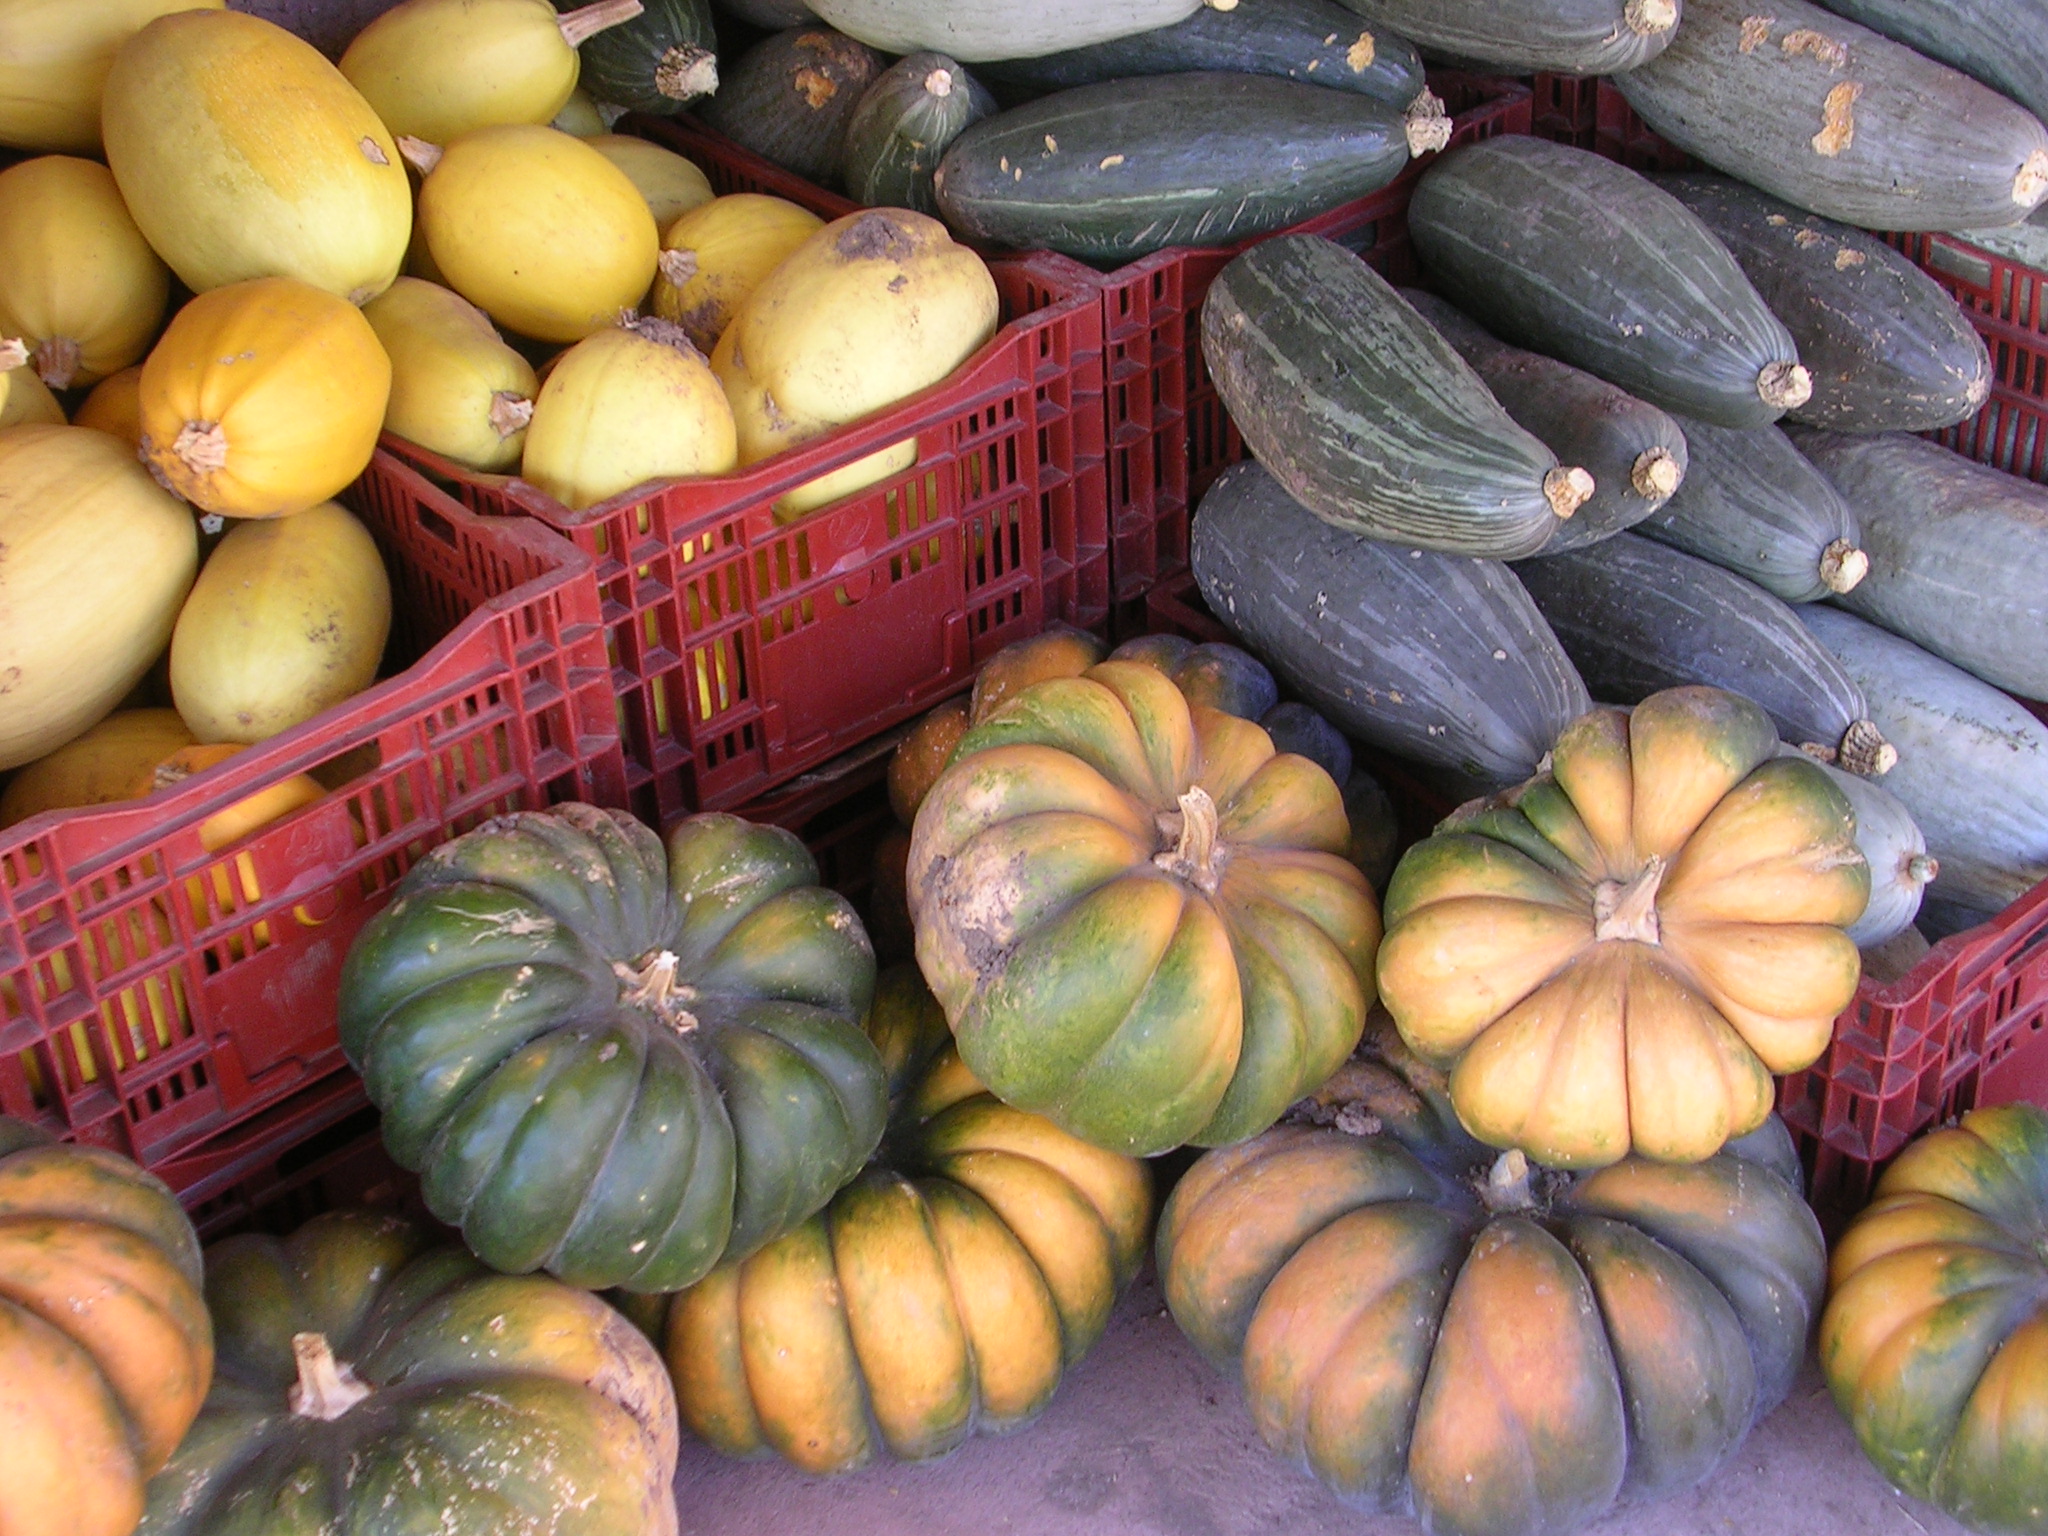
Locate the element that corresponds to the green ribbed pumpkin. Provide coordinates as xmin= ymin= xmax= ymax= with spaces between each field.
xmin=337 ymin=803 xmax=886 ymax=1292
xmin=558 ymin=0 xmax=718 ymax=113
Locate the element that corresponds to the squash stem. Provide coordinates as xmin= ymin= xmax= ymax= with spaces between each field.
xmin=1154 ymin=786 xmax=1224 ymax=893
xmin=0 ymin=336 xmax=27 ymax=372
xmin=1625 ymin=0 xmax=1677 ymax=34
xmin=489 ymin=391 xmax=534 ymax=439
xmin=559 ymin=0 xmax=645 ymax=49
xmin=655 ymin=46 xmax=720 ymax=103
xmin=617 ymin=950 xmax=700 ymax=1031
xmin=1907 ymin=854 xmax=1939 ymax=886
xmin=1592 ymin=856 xmax=1664 ymax=944
xmin=289 ymin=1333 xmax=373 ymax=1422
xmin=1542 ymin=466 xmax=1595 ymax=520
xmin=1630 ymin=447 xmax=1682 ymax=500
xmin=1757 ymin=361 xmax=1813 ymax=411
xmin=1838 ymin=719 xmax=1898 ymax=778
xmin=397 ymin=136 xmax=443 ymax=177
xmin=32 ymin=336 xmax=78 ymax=390
xmin=1403 ymin=91 xmax=1451 ymax=156
xmin=1819 ymin=538 xmax=1869 ymax=595
xmin=1482 ymin=1150 xmax=1538 ymax=1211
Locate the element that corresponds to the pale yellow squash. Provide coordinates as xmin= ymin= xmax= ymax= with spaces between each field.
xmin=73 ymin=364 xmax=143 ymax=447
xmin=710 ymin=322 xmax=914 ymax=518
xmin=522 ymin=318 xmax=737 ymax=509
xmin=0 ymin=708 xmax=194 ymax=827
xmin=0 ymin=0 xmax=224 ymax=154
xmin=0 ymin=425 xmax=198 ymax=770
xmin=409 ymin=124 xmax=659 ymax=343
xmin=102 ymin=10 xmax=412 ymax=301
xmin=653 ymin=193 xmax=824 ymax=352
xmin=170 ymin=501 xmax=393 ymax=744
xmin=0 ymin=337 xmax=63 ymax=428
xmin=551 ymin=86 xmax=610 ymax=137
xmin=363 ymin=277 xmax=538 ymax=472
xmin=712 ymin=208 xmax=993 ymax=516
xmin=340 ymin=0 xmax=646 ymax=146
xmin=0 ymin=156 xmax=169 ymax=389
xmin=138 ymin=277 xmax=393 ymax=520
xmin=590 ymin=134 xmax=714 ymax=231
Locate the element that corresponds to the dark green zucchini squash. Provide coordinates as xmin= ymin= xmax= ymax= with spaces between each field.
xmin=1816 ymin=0 xmax=2048 ymax=127
xmin=1403 ymin=287 xmax=1687 ymax=554
xmin=1796 ymin=604 xmax=2048 ymax=912
xmin=934 ymin=74 xmax=1430 ymax=264
xmin=560 ymin=0 xmax=719 ymax=114
xmin=1637 ymin=416 xmax=1866 ymax=603
xmin=842 ymin=52 xmax=996 ymax=214
xmin=1514 ymin=531 xmax=1897 ymax=774
xmin=1191 ymin=460 xmax=1593 ymax=792
xmin=1409 ymin=137 xmax=1812 ymax=429
xmin=1200 ymin=235 xmax=1594 ymax=559
xmin=977 ymin=0 xmax=1428 ymax=110
xmin=1778 ymin=743 xmax=1935 ymax=947
xmin=1793 ymin=427 xmax=2048 ymax=701
xmin=699 ymin=25 xmax=883 ymax=185
xmin=1658 ymin=175 xmax=1991 ymax=433
xmin=1333 ymin=0 xmax=1680 ymax=75
xmin=1614 ymin=0 xmax=2048 ymax=231
xmin=336 ymin=805 xmax=888 ymax=1293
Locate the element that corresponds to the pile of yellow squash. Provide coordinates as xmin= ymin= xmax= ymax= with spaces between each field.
xmin=0 ymin=0 xmax=1003 ymax=830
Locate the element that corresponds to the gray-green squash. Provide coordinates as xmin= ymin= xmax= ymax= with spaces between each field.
xmin=561 ymin=0 xmax=719 ymax=114
xmin=1777 ymin=742 xmax=1935 ymax=946
xmin=1793 ymin=427 xmax=2048 ymax=701
xmin=1331 ymin=0 xmax=1682 ymax=75
xmin=1614 ymin=0 xmax=2048 ymax=231
xmin=1637 ymin=416 xmax=1867 ymax=603
xmin=1199 ymin=235 xmax=1593 ymax=560
xmin=1658 ymin=175 xmax=1992 ymax=433
xmin=806 ymin=0 xmax=1222 ymax=60
xmin=1816 ymin=0 xmax=2048 ymax=126
xmin=1191 ymin=459 xmax=1592 ymax=792
xmin=1403 ymin=287 xmax=1687 ymax=554
xmin=699 ymin=25 xmax=882 ymax=185
xmin=1795 ymin=604 xmax=2048 ymax=913
xmin=841 ymin=51 xmax=996 ymax=214
xmin=1409 ymin=137 xmax=1811 ymax=429
xmin=1514 ymin=531 xmax=1897 ymax=774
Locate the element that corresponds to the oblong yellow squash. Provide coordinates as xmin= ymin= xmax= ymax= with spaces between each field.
xmin=551 ymin=85 xmax=609 ymax=137
xmin=0 ymin=338 xmax=63 ymax=428
xmin=73 ymin=364 xmax=143 ymax=446
xmin=102 ymin=10 xmax=412 ymax=301
xmin=0 ymin=156 xmax=169 ymax=389
xmin=410 ymin=123 xmax=659 ymax=344
xmin=0 ymin=424 xmax=198 ymax=769
xmin=522 ymin=318 xmax=737 ymax=509
xmin=169 ymin=501 xmax=393 ymax=744
xmin=363 ymin=277 xmax=537 ymax=473
xmin=0 ymin=0 xmax=224 ymax=154
xmin=138 ymin=277 xmax=392 ymax=519
xmin=653 ymin=193 xmax=825 ymax=352
xmin=340 ymin=0 xmax=645 ymax=145
xmin=590 ymin=133 xmax=714 ymax=232
xmin=0 ymin=708 xmax=194 ymax=827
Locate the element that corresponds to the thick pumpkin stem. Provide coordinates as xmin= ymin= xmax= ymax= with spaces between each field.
xmin=1630 ymin=447 xmax=1682 ymax=500
xmin=1154 ymin=785 xmax=1224 ymax=893
xmin=1819 ymin=538 xmax=1869 ymax=594
xmin=1593 ymin=855 xmax=1664 ymax=944
xmin=1625 ymin=0 xmax=1678 ymax=33
xmin=31 ymin=336 xmax=78 ymax=390
xmin=489 ymin=391 xmax=534 ymax=439
xmin=397 ymin=135 xmax=443 ymax=176
xmin=1757 ymin=361 xmax=1813 ymax=411
xmin=1403 ymin=90 xmax=1452 ymax=156
xmin=289 ymin=1333 xmax=372 ymax=1421
xmin=656 ymin=45 xmax=719 ymax=102
xmin=617 ymin=950 xmax=699 ymax=1031
xmin=2016 ymin=150 xmax=2048 ymax=208
xmin=1543 ymin=466 xmax=1595 ymax=519
xmin=173 ymin=420 xmax=230 ymax=475
xmin=558 ymin=0 xmax=645 ymax=49
xmin=1482 ymin=1150 xmax=1538 ymax=1211
xmin=1838 ymin=719 xmax=1898 ymax=777
xmin=925 ymin=67 xmax=956 ymax=98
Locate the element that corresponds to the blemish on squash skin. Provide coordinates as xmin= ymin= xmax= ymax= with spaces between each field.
xmin=1780 ymin=28 xmax=1848 ymax=69
xmin=1813 ymin=81 xmax=1861 ymax=157
xmin=1738 ymin=16 xmax=1774 ymax=53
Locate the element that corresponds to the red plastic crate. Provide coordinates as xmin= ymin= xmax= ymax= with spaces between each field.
xmin=0 ymin=451 xmax=623 ymax=1199
xmin=1095 ymin=73 xmax=1535 ymax=633
xmin=386 ymin=118 xmax=1109 ymax=827
xmin=1144 ymin=570 xmax=2048 ymax=1225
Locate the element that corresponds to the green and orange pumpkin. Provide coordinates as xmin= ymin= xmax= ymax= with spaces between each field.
xmin=337 ymin=803 xmax=887 ymax=1291
xmin=1376 ymin=684 xmax=1869 ymax=1167
xmin=1157 ymin=1018 xmax=1828 ymax=1536
xmin=908 ymin=654 xmax=1381 ymax=1155
xmin=645 ymin=965 xmax=1152 ymax=1473
xmin=1822 ymin=1103 xmax=2048 ymax=1536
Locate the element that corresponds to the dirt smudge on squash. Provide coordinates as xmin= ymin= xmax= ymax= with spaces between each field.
xmin=835 ymin=212 xmax=916 ymax=262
